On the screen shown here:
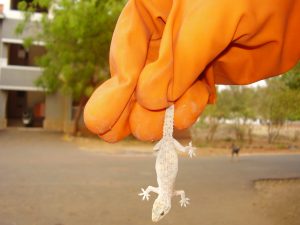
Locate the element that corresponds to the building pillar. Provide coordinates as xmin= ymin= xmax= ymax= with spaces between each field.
xmin=0 ymin=42 xmax=8 ymax=67
xmin=62 ymin=94 xmax=75 ymax=134
xmin=0 ymin=90 xmax=7 ymax=129
xmin=43 ymin=92 xmax=73 ymax=132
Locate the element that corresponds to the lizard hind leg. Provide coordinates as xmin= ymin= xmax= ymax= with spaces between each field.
xmin=173 ymin=190 xmax=190 ymax=207
xmin=138 ymin=186 xmax=160 ymax=201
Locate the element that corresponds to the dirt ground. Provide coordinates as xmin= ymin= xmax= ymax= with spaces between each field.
xmin=70 ymin=135 xmax=300 ymax=225
xmin=0 ymin=130 xmax=300 ymax=225
xmin=254 ymin=178 xmax=300 ymax=225
xmin=71 ymin=134 xmax=300 ymax=156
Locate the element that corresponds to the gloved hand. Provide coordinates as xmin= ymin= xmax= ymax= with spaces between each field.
xmin=84 ymin=0 xmax=300 ymax=142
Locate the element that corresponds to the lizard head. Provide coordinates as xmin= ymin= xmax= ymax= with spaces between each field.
xmin=152 ymin=197 xmax=171 ymax=222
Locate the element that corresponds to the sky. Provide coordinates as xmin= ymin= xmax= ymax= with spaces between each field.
xmin=216 ymin=80 xmax=267 ymax=91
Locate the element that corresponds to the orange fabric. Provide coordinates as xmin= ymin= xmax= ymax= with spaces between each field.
xmin=84 ymin=0 xmax=300 ymax=142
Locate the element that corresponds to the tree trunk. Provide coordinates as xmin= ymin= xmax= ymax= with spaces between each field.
xmin=267 ymin=123 xmax=282 ymax=144
xmin=73 ymin=96 xmax=88 ymax=136
xmin=206 ymin=118 xmax=219 ymax=142
xmin=247 ymin=125 xmax=253 ymax=144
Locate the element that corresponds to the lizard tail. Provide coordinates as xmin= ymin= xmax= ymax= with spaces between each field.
xmin=163 ymin=105 xmax=174 ymax=138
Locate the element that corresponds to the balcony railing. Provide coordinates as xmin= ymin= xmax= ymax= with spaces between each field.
xmin=0 ymin=65 xmax=43 ymax=91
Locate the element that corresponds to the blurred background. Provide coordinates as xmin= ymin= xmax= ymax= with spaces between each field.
xmin=0 ymin=1 xmax=299 ymax=225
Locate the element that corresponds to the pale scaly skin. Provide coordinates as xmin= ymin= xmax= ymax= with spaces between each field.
xmin=138 ymin=105 xmax=196 ymax=222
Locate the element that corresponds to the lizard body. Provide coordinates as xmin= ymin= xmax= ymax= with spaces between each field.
xmin=139 ymin=105 xmax=196 ymax=222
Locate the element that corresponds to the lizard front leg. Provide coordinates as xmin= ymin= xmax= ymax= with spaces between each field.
xmin=153 ymin=139 xmax=163 ymax=151
xmin=138 ymin=186 xmax=160 ymax=201
xmin=173 ymin=190 xmax=190 ymax=207
xmin=173 ymin=139 xmax=196 ymax=158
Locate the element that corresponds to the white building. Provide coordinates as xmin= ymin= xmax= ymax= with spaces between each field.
xmin=0 ymin=0 xmax=73 ymax=132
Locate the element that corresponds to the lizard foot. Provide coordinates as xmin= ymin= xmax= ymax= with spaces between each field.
xmin=138 ymin=188 xmax=150 ymax=201
xmin=180 ymin=197 xmax=190 ymax=207
xmin=186 ymin=142 xmax=196 ymax=158
xmin=174 ymin=190 xmax=190 ymax=207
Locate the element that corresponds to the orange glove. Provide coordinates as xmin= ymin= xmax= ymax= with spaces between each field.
xmin=84 ymin=0 xmax=300 ymax=142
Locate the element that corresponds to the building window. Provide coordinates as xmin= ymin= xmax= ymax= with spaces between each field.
xmin=8 ymin=44 xmax=46 ymax=67
xmin=10 ymin=0 xmax=48 ymax=13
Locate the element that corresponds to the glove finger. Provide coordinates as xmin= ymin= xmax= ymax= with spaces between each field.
xmin=84 ymin=77 xmax=134 ymax=134
xmin=136 ymin=0 xmax=237 ymax=110
xmin=84 ymin=0 xmax=170 ymax=136
xmin=130 ymin=80 xmax=209 ymax=141
xmin=136 ymin=0 xmax=300 ymax=111
xmin=99 ymin=96 xmax=134 ymax=143
xmin=129 ymin=102 xmax=164 ymax=141
xmin=174 ymin=80 xmax=209 ymax=129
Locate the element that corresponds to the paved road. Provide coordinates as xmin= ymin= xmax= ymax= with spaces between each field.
xmin=0 ymin=130 xmax=299 ymax=225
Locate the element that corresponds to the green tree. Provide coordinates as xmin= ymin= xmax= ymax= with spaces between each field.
xmin=257 ymin=78 xmax=293 ymax=143
xmin=256 ymin=62 xmax=300 ymax=143
xmin=16 ymin=0 xmax=125 ymax=134
xmin=228 ymin=86 xmax=257 ymax=143
xmin=198 ymin=86 xmax=257 ymax=143
xmin=214 ymin=86 xmax=257 ymax=142
xmin=199 ymin=87 xmax=232 ymax=142
xmin=281 ymin=62 xmax=300 ymax=90
xmin=280 ymin=61 xmax=300 ymax=121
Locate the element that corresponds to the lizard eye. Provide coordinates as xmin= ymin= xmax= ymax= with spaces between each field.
xmin=160 ymin=211 xmax=165 ymax=216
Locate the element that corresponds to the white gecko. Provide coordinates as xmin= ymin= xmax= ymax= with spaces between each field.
xmin=138 ymin=104 xmax=196 ymax=222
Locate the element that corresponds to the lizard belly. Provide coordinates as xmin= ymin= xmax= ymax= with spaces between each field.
xmin=155 ymin=147 xmax=178 ymax=194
